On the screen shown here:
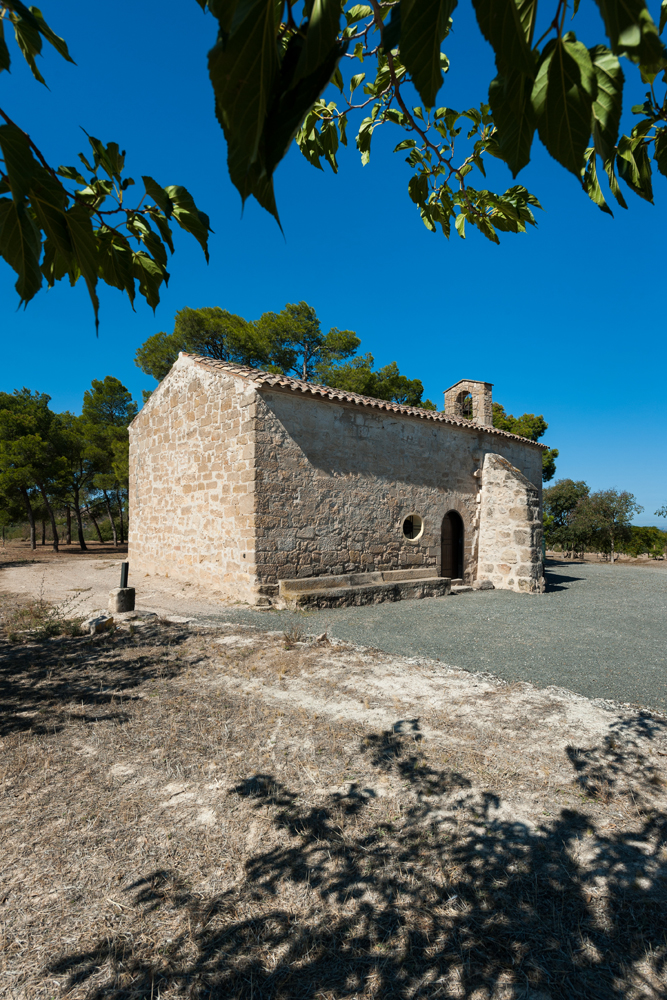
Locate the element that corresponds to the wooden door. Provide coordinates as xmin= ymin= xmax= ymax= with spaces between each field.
xmin=441 ymin=512 xmax=463 ymax=579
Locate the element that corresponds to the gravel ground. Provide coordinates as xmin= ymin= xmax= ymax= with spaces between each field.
xmin=199 ymin=561 xmax=667 ymax=714
xmin=2 ymin=555 xmax=666 ymax=712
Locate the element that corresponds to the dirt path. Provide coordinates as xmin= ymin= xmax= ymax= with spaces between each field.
xmin=0 ymin=555 xmax=241 ymax=620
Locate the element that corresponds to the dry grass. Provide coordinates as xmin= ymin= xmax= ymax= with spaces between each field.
xmin=0 ymin=538 xmax=127 ymax=568
xmin=3 ymin=585 xmax=87 ymax=643
xmin=1 ymin=596 xmax=667 ymax=1000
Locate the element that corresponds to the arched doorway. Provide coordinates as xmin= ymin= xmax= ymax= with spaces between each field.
xmin=441 ymin=511 xmax=464 ymax=580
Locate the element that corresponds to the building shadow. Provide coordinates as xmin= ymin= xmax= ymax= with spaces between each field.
xmin=47 ymin=713 xmax=667 ymax=998
xmin=543 ymin=567 xmax=586 ymax=593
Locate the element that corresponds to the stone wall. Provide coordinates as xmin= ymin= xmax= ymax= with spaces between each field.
xmin=252 ymin=388 xmax=542 ymax=590
xmin=477 ymin=453 xmax=544 ymax=594
xmin=128 ymin=354 xmax=259 ymax=602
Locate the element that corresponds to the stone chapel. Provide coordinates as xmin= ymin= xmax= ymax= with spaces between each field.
xmin=128 ymin=353 xmax=546 ymax=607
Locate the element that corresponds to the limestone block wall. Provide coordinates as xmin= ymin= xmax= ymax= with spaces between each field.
xmin=128 ymin=355 xmax=259 ymax=601
xmin=477 ymin=453 xmax=544 ymax=593
xmin=253 ymin=389 xmax=489 ymax=587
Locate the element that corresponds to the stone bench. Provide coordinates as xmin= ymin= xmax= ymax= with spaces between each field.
xmin=278 ymin=568 xmax=450 ymax=609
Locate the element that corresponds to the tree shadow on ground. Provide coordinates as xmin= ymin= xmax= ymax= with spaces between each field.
xmin=0 ymin=624 xmax=193 ymax=738
xmin=48 ymin=713 xmax=667 ymax=999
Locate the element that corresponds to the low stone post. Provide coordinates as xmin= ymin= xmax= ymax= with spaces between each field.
xmin=109 ymin=560 xmax=135 ymax=612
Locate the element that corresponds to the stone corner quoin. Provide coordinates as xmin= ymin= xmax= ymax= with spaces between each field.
xmin=128 ymin=354 xmax=546 ymax=606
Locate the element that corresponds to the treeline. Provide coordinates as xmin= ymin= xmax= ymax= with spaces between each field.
xmin=136 ymin=301 xmax=437 ymax=409
xmin=0 ymin=378 xmax=136 ymax=551
xmin=544 ymin=480 xmax=667 ymax=560
xmin=137 ymin=302 xmax=559 ymax=481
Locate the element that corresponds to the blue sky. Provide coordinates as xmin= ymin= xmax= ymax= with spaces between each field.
xmin=1 ymin=1 xmax=665 ymax=521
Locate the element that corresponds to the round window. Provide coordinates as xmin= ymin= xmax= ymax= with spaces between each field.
xmin=402 ymin=514 xmax=423 ymax=540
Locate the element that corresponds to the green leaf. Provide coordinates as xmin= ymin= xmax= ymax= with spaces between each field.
xmin=132 ymin=251 xmax=167 ymax=311
xmin=141 ymin=176 xmax=174 ymax=217
xmin=660 ymin=0 xmax=667 ymax=34
xmin=654 ymin=128 xmax=667 ymax=176
xmin=383 ymin=7 xmax=402 ymax=52
xmin=602 ymin=152 xmax=629 ymax=207
xmin=64 ymin=203 xmax=100 ymax=329
xmin=263 ymin=33 xmax=345 ymax=179
xmin=164 ymin=185 xmax=211 ymax=260
xmin=146 ymin=208 xmax=176 ymax=254
xmin=455 ymin=212 xmax=466 ymax=238
xmin=616 ymin=134 xmax=654 ymax=200
xmin=57 ymin=164 xmax=87 ymax=185
xmin=41 ymin=236 xmax=70 ymax=285
xmin=408 ymin=171 xmax=429 ymax=205
xmin=589 ymin=45 xmax=624 ymax=161
xmin=293 ymin=0 xmax=341 ymax=85
xmin=12 ymin=13 xmax=45 ymax=84
xmin=592 ymin=0 xmax=667 ymax=78
xmin=128 ymin=216 xmax=169 ymax=268
xmin=83 ymin=134 xmax=125 ymax=180
xmin=356 ymin=116 xmax=375 ymax=164
xmin=488 ymin=68 xmax=537 ymax=175
xmin=532 ymin=35 xmax=596 ymax=177
xmin=208 ymin=0 xmax=278 ymax=205
xmin=470 ymin=211 xmax=500 ymax=243
xmin=345 ymin=5 xmax=373 ymax=24
xmin=97 ymin=229 xmax=135 ymax=304
xmin=29 ymin=7 xmax=75 ymax=63
xmin=582 ymin=148 xmax=613 ymax=214
xmin=0 ymin=20 xmax=11 ymax=72
xmin=0 ymin=196 xmax=42 ymax=303
xmin=400 ymin=0 xmax=457 ymax=109
xmin=471 ymin=0 xmax=537 ymax=76
xmin=350 ymin=72 xmax=365 ymax=94
xmin=0 ymin=123 xmax=39 ymax=200
xmin=29 ymin=166 xmax=72 ymax=257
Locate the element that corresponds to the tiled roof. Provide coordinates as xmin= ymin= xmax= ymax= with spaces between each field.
xmin=184 ymin=354 xmax=547 ymax=448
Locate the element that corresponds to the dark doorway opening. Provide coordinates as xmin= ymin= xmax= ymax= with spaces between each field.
xmin=441 ymin=511 xmax=464 ymax=579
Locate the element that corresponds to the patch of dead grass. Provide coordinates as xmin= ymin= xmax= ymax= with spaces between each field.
xmin=0 ymin=597 xmax=666 ymax=999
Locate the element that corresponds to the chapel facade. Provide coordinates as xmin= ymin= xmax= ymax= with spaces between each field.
xmin=128 ymin=353 xmax=547 ymax=606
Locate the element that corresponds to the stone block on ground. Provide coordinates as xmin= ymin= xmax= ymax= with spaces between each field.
xmin=108 ymin=587 xmax=136 ymax=613
xmin=82 ymin=614 xmax=114 ymax=635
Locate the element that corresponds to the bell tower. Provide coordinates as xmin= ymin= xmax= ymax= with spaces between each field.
xmin=443 ymin=379 xmax=493 ymax=427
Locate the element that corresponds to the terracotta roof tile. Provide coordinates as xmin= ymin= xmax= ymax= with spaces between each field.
xmin=184 ymin=354 xmax=547 ymax=448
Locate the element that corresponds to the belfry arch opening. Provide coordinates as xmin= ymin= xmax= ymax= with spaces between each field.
xmin=441 ymin=510 xmax=464 ymax=580
xmin=458 ymin=391 xmax=473 ymax=420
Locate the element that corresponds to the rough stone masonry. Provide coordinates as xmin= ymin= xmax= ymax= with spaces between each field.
xmin=128 ymin=355 xmax=547 ymax=605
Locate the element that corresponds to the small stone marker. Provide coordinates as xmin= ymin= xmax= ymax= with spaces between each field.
xmin=109 ymin=588 xmax=136 ymax=612
xmin=109 ymin=560 xmax=135 ymax=613
xmin=472 ymin=579 xmax=495 ymax=591
xmin=83 ymin=614 xmax=114 ymax=635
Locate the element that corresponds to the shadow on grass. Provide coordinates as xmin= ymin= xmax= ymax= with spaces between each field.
xmin=0 ymin=624 xmax=193 ymax=738
xmin=48 ymin=713 xmax=667 ymax=999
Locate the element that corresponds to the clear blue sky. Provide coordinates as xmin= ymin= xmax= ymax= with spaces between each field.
xmin=1 ymin=1 xmax=665 ymax=522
